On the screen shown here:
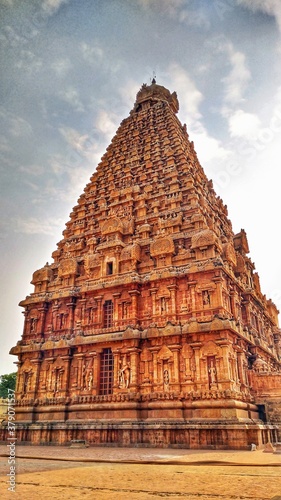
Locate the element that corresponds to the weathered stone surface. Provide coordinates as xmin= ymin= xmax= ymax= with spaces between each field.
xmin=3 ymin=81 xmax=281 ymax=449
xmin=263 ymin=442 xmax=276 ymax=452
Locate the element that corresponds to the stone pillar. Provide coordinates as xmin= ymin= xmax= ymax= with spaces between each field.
xmin=236 ymin=349 xmax=244 ymax=385
xmin=171 ymin=348 xmax=180 ymax=384
xmin=95 ymin=296 xmax=103 ymax=326
xmin=229 ymin=290 xmax=235 ymax=317
xmin=67 ymin=297 xmax=76 ymax=331
xmin=189 ymin=282 xmax=197 ymax=311
xmin=128 ymin=290 xmax=140 ymax=323
xmin=22 ymin=310 xmax=28 ymax=336
xmin=30 ymin=358 xmax=41 ymax=398
xmin=38 ymin=303 xmax=48 ymax=337
xmin=213 ymin=276 xmax=223 ymax=309
xmin=79 ymin=298 xmax=87 ymax=325
xmin=168 ymin=284 xmax=177 ymax=320
xmin=113 ymin=351 xmax=120 ymax=389
xmin=191 ymin=344 xmax=202 ymax=383
xmin=61 ymin=352 xmax=72 ymax=397
xmin=113 ymin=293 xmax=121 ymax=323
xmin=15 ymin=361 xmax=22 ymax=394
xmin=216 ymin=340 xmax=233 ymax=389
xmin=95 ymin=351 xmax=101 ymax=395
xmin=242 ymin=298 xmax=251 ymax=325
xmin=150 ymin=288 xmax=157 ymax=317
xmin=52 ymin=302 xmax=59 ymax=330
xmin=75 ymin=354 xmax=84 ymax=391
xmin=151 ymin=349 xmax=159 ymax=387
xmin=128 ymin=348 xmax=139 ymax=390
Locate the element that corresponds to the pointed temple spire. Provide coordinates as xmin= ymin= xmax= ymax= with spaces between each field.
xmin=5 ymin=81 xmax=281 ymax=449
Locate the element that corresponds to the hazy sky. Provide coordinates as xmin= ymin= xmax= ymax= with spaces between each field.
xmin=1 ymin=0 xmax=281 ymax=376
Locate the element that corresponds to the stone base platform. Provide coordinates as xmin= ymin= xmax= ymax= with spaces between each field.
xmin=1 ymin=419 xmax=277 ymax=450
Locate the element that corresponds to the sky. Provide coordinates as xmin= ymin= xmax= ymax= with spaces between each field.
xmin=1 ymin=0 xmax=281 ymax=376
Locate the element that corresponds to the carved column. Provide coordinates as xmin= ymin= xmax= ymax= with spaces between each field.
xmin=168 ymin=284 xmax=177 ymax=320
xmin=242 ymin=298 xmax=251 ymax=325
xmin=141 ymin=350 xmax=151 ymax=383
xmin=112 ymin=350 xmax=120 ymax=389
xmin=95 ymin=296 xmax=103 ymax=326
xmin=75 ymin=354 xmax=84 ymax=391
xmin=15 ymin=361 xmax=22 ymax=394
xmin=213 ymin=276 xmax=223 ymax=310
xmin=128 ymin=348 xmax=139 ymax=390
xmin=52 ymin=302 xmax=59 ymax=330
xmin=171 ymin=348 xmax=180 ymax=384
xmin=30 ymin=358 xmax=41 ymax=398
xmin=128 ymin=290 xmax=140 ymax=323
xmin=22 ymin=310 xmax=28 ymax=336
xmin=61 ymin=352 xmax=72 ymax=397
xmin=79 ymin=297 xmax=87 ymax=325
xmin=151 ymin=348 xmax=159 ymax=387
xmin=67 ymin=297 xmax=76 ymax=331
xmin=189 ymin=282 xmax=197 ymax=311
xmin=95 ymin=351 xmax=101 ymax=395
xmin=113 ymin=293 xmax=121 ymax=324
xmin=235 ymin=348 xmax=244 ymax=385
xmin=38 ymin=303 xmax=48 ymax=337
xmin=191 ymin=343 xmax=202 ymax=383
xmin=150 ymin=288 xmax=157 ymax=317
xmin=229 ymin=290 xmax=235 ymax=317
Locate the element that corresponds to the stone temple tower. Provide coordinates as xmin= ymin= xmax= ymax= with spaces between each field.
xmin=6 ymin=81 xmax=281 ymax=449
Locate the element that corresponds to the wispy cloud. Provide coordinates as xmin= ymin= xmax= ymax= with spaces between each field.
xmin=0 ymin=137 xmax=11 ymax=153
xmin=0 ymin=107 xmax=33 ymax=138
xmin=19 ymin=164 xmax=45 ymax=176
xmin=13 ymin=215 xmax=65 ymax=235
xmin=51 ymin=58 xmax=72 ymax=77
xmin=166 ymin=63 xmax=230 ymax=163
xmin=166 ymin=63 xmax=203 ymax=122
xmin=237 ymin=0 xmax=281 ymax=32
xmin=137 ymin=0 xmax=185 ymax=17
xmin=0 ymin=0 xmax=15 ymax=7
xmin=41 ymin=0 xmax=69 ymax=16
xmin=59 ymin=86 xmax=84 ymax=112
xmin=137 ymin=0 xmax=209 ymax=27
xmin=179 ymin=7 xmax=210 ymax=29
xmin=118 ymin=79 xmax=141 ymax=108
xmin=49 ymin=153 xmax=71 ymax=175
xmin=95 ymin=109 xmax=119 ymax=137
xmin=80 ymin=42 xmax=104 ymax=65
xmin=15 ymin=50 xmax=43 ymax=73
xmin=8 ymin=116 xmax=33 ymax=137
xmin=222 ymin=46 xmax=251 ymax=106
xmin=59 ymin=126 xmax=89 ymax=152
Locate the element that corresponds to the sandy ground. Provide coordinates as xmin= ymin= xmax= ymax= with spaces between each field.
xmin=1 ymin=445 xmax=281 ymax=500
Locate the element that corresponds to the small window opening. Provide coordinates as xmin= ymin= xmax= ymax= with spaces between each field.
xmin=106 ymin=262 xmax=113 ymax=275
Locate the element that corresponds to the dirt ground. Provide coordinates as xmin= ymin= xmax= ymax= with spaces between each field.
xmin=1 ymin=445 xmax=281 ymax=500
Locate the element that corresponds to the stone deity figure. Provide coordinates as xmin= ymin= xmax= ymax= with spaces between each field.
xmin=119 ymin=359 xmax=131 ymax=389
xmin=87 ymin=370 xmax=93 ymax=390
xmin=203 ymin=291 xmax=210 ymax=305
xmin=208 ymin=359 xmax=217 ymax=388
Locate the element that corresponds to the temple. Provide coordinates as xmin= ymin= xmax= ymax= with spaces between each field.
xmin=5 ymin=81 xmax=281 ymax=448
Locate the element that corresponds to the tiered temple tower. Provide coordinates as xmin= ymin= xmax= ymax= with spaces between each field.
xmin=6 ymin=81 xmax=281 ymax=448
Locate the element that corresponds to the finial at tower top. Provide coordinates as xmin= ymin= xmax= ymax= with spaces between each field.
xmin=133 ymin=79 xmax=179 ymax=114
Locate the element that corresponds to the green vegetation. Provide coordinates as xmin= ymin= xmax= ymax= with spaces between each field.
xmin=0 ymin=372 xmax=17 ymax=398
